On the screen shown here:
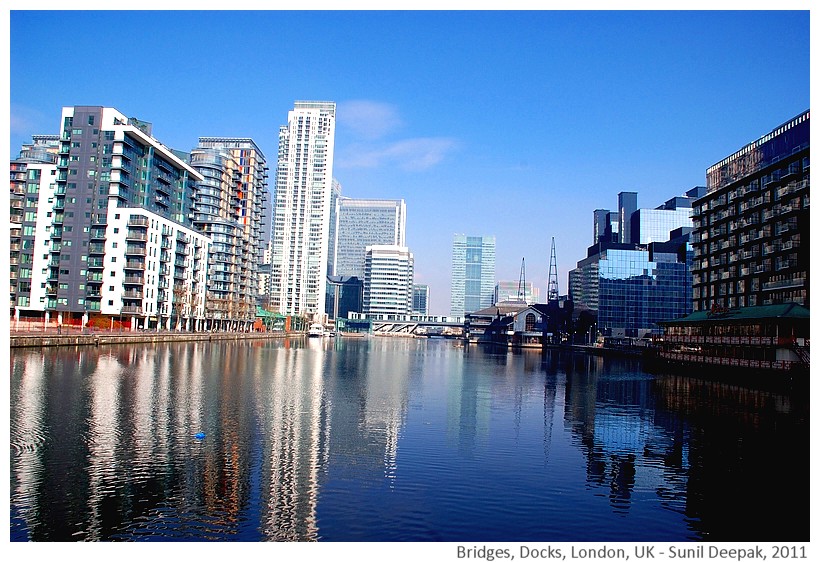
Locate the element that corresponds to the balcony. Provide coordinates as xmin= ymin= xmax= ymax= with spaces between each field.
xmin=125 ymin=245 xmax=147 ymax=256
xmin=124 ymin=260 xmax=145 ymax=270
xmin=122 ymin=290 xmax=143 ymax=299
xmin=127 ymin=217 xmax=149 ymax=228
xmin=87 ymin=257 xmax=105 ymax=268
xmin=124 ymin=275 xmax=144 ymax=285
xmin=88 ymin=243 xmax=106 ymax=254
xmin=126 ymin=230 xmax=148 ymax=241
xmin=90 ymin=228 xmax=107 ymax=240
xmin=762 ymin=278 xmax=805 ymax=291
xmin=121 ymin=305 xmax=143 ymax=315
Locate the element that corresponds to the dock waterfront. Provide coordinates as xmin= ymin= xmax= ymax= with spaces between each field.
xmin=10 ymin=330 xmax=301 ymax=349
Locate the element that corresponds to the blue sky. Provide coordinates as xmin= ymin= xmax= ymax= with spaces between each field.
xmin=8 ymin=9 xmax=810 ymax=315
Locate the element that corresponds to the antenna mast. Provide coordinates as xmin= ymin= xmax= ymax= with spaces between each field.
xmin=548 ymin=237 xmax=559 ymax=302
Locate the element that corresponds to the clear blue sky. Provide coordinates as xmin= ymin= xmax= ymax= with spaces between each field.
xmin=8 ymin=9 xmax=810 ymax=315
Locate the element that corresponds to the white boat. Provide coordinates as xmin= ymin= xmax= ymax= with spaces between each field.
xmin=308 ymin=323 xmax=324 ymax=337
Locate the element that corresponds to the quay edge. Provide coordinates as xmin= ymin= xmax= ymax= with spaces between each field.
xmin=10 ymin=331 xmax=302 ymax=349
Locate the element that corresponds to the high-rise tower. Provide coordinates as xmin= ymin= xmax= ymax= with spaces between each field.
xmin=270 ymin=101 xmax=337 ymax=318
xmin=450 ymin=234 xmax=495 ymax=317
xmin=189 ymin=137 xmax=268 ymax=325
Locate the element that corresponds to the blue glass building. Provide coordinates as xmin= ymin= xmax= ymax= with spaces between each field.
xmin=450 ymin=234 xmax=496 ymax=317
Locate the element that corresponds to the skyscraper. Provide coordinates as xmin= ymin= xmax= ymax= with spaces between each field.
xmin=450 ymin=234 xmax=496 ymax=317
xmin=269 ymin=101 xmax=337 ymax=318
xmin=333 ymin=197 xmax=406 ymax=278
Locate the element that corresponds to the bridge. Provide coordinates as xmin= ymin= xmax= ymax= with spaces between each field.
xmin=344 ymin=314 xmax=465 ymax=336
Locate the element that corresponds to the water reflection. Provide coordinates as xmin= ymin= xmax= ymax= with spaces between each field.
xmin=10 ymin=338 xmax=808 ymax=541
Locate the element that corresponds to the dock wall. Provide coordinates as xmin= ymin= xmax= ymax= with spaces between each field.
xmin=10 ymin=331 xmax=301 ymax=349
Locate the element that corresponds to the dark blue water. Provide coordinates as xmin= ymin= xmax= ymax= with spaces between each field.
xmin=9 ymin=337 xmax=809 ymax=541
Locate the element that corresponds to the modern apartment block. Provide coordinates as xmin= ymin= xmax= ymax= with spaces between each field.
xmin=412 ymin=284 xmax=430 ymax=315
xmin=333 ymin=197 xmax=407 ymax=278
xmin=269 ymin=101 xmax=337 ymax=319
xmin=692 ymin=110 xmax=810 ymax=311
xmin=11 ymin=106 xmax=211 ymax=330
xmin=10 ymin=138 xmax=59 ymax=314
xmin=189 ymin=137 xmax=268 ymax=324
xmin=450 ymin=234 xmax=496 ymax=317
xmin=363 ymin=245 xmax=414 ymax=318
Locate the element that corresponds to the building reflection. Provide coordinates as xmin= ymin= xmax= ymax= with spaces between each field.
xmin=10 ymin=340 xmax=808 ymax=542
xmin=10 ymin=354 xmax=47 ymax=538
xmin=652 ymin=374 xmax=809 ymax=540
xmin=559 ymin=349 xmax=808 ymax=539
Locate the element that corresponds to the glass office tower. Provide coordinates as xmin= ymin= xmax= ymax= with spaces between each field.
xmin=450 ymin=234 xmax=496 ymax=316
xmin=597 ymin=246 xmax=693 ymax=337
xmin=333 ymin=197 xmax=406 ymax=278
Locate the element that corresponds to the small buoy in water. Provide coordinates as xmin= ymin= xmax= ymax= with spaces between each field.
xmin=194 ymin=432 xmax=206 ymax=439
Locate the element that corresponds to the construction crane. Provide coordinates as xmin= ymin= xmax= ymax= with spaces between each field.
xmin=517 ymin=258 xmax=527 ymax=302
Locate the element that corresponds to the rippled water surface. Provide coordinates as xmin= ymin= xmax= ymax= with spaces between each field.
xmin=10 ymin=337 xmax=809 ymax=541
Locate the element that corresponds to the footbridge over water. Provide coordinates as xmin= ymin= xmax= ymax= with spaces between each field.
xmin=345 ymin=314 xmax=466 ymax=336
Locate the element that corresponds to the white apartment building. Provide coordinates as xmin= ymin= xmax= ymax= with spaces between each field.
xmin=363 ymin=245 xmax=414 ymax=318
xmin=11 ymin=107 xmax=212 ymax=330
xmin=270 ymin=101 xmax=337 ymax=319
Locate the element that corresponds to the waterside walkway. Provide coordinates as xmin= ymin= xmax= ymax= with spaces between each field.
xmin=10 ymin=330 xmax=301 ymax=349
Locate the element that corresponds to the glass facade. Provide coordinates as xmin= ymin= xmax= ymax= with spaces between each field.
xmin=334 ymin=198 xmax=406 ymax=278
xmin=325 ymin=275 xmax=363 ymax=320
xmin=597 ymin=248 xmax=693 ymax=337
xmin=450 ymin=234 xmax=495 ymax=316
xmin=412 ymin=284 xmax=429 ymax=315
xmin=630 ymin=208 xmax=692 ymax=244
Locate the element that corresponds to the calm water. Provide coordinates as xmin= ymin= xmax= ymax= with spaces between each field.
xmin=9 ymin=337 xmax=809 ymax=542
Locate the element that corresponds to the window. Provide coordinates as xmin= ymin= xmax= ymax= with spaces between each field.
xmin=88 ymin=115 xmax=95 ymax=126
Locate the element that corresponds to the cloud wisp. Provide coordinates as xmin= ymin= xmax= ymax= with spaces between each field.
xmin=337 ymin=100 xmax=404 ymax=140
xmin=10 ymin=104 xmax=51 ymax=136
xmin=338 ymin=137 xmax=460 ymax=171
xmin=336 ymin=100 xmax=459 ymax=171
